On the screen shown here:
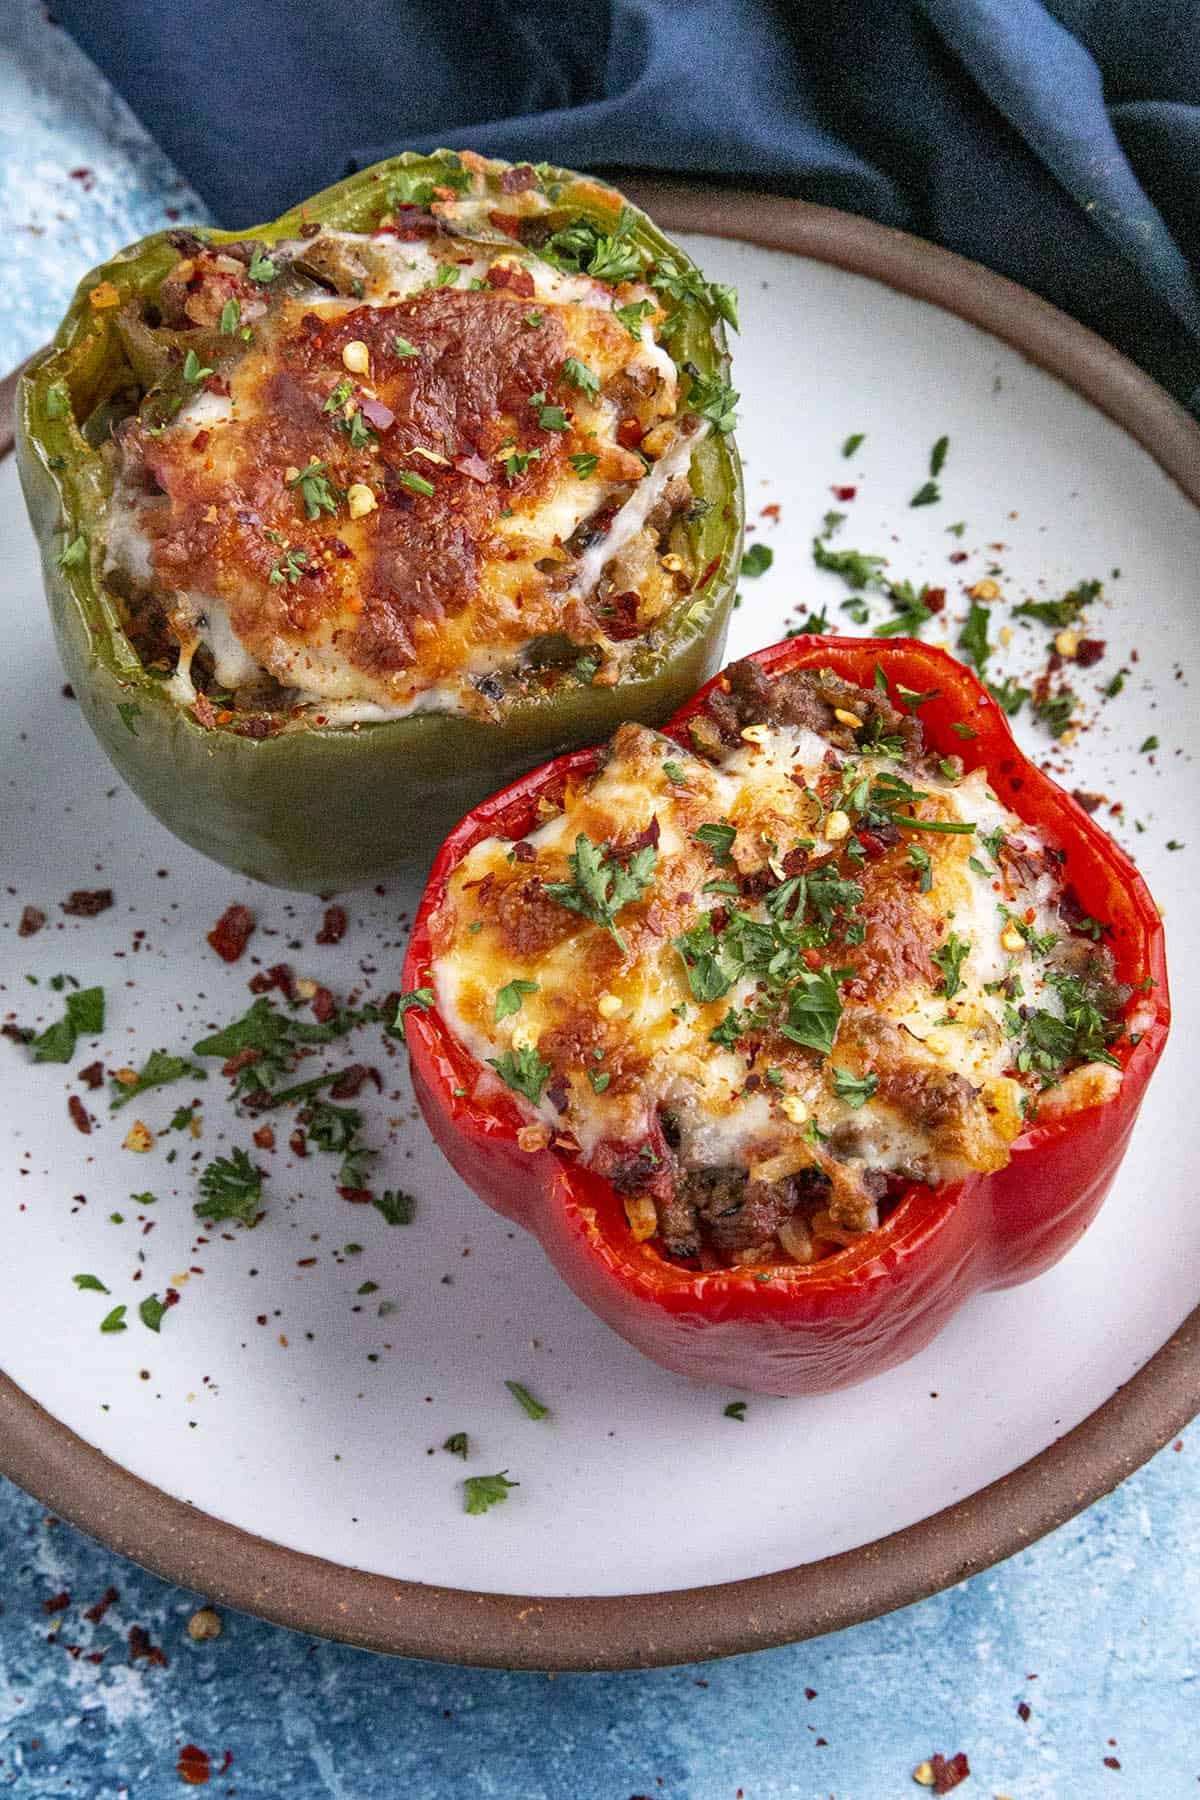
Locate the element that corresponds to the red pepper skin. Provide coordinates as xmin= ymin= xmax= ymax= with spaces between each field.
xmin=403 ymin=638 xmax=1170 ymax=1394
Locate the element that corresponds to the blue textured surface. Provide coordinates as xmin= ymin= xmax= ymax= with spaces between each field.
xmin=1 ymin=8 xmax=1198 ymax=1794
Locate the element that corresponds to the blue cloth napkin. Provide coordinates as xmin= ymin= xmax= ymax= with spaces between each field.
xmin=54 ymin=0 xmax=1200 ymax=412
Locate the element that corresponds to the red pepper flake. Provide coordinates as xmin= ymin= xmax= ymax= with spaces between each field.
xmin=330 ymin=1064 xmax=380 ymax=1100
xmin=948 ymin=550 xmax=968 ymax=564
xmin=62 ymin=888 xmax=113 ymax=917
xmin=499 ymin=163 xmax=538 ymax=193
xmin=311 ymin=986 xmax=335 ymax=1023
xmin=315 ymin=904 xmax=348 ymax=945
xmin=1075 ymin=637 xmax=1106 ymax=667
xmin=617 ymin=417 xmax=646 ymax=451
xmin=42 ymin=1591 xmax=71 ymax=1614
xmin=67 ymin=1096 xmax=92 ymax=1135
xmin=485 ymin=261 xmax=535 ymax=297
xmin=191 ymin=430 xmax=211 ymax=452
xmin=1103 ymin=1756 xmax=1121 ymax=1770
xmin=831 ymin=484 xmax=856 ymax=501
xmin=930 ymin=1753 xmax=971 ymax=1792
xmin=697 ymin=555 xmax=721 ymax=590
xmin=128 ymin=1624 xmax=168 ymax=1667
xmin=923 ymin=586 xmax=947 ymax=614
xmin=1072 ymin=788 xmax=1104 ymax=814
xmin=252 ymin=1125 xmax=276 ymax=1151
xmin=192 ymin=694 xmax=217 ymax=730
xmin=221 ymin=1047 xmax=263 ymax=1079
xmin=805 ymin=1688 xmax=818 ymax=1700
xmin=338 ymin=1186 xmax=373 ymax=1204
xmin=512 ymin=841 xmax=537 ymax=864
xmin=207 ymin=903 xmax=255 ymax=963
xmin=18 ymin=905 xmax=46 ymax=937
xmin=760 ymin=503 xmax=781 ymax=520
xmin=83 ymin=1585 xmax=118 ymax=1625
xmin=1017 ymin=1700 xmax=1031 ymax=1722
xmin=290 ymin=1128 xmax=308 ymax=1158
xmin=62 ymin=683 xmax=76 ymax=698
xmin=600 ymin=590 xmax=643 ymax=640
xmin=78 ymin=1059 xmax=105 ymax=1090
xmin=218 ymin=1753 xmax=233 ymax=1776
xmin=487 ymin=208 xmax=523 ymax=239
xmin=176 ymin=1744 xmax=211 ymax=1786
xmin=249 ymin=962 xmax=297 ymax=1000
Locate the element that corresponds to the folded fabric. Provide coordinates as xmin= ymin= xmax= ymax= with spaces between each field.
xmin=53 ymin=0 xmax=1200 ymax=412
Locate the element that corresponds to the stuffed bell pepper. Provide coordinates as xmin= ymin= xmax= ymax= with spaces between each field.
xmin=402 ymin=637 xmax=1169 ymax=1395
xmin=16 ymin=150 xmax=742 ymax=890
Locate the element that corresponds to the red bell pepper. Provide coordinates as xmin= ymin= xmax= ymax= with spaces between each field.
xmin=402 ymin=638 xmax=1170 ymax=1395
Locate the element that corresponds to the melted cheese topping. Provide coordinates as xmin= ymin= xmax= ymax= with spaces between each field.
xmin=430 ymin=692 xmax=1124 ymax=1256
xmin=105 ymin=230 xmax=709 ymax=720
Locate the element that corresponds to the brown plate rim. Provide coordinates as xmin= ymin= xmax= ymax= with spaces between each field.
xmin=3 ymin=184 xmax=1199 ymax=1672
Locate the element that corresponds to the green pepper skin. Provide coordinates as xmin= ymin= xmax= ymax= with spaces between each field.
xmin=17 ymin=151 xmax=743 ymax=891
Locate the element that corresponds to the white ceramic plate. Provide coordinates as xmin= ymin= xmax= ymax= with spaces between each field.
xmin=3 ymin=224 xmax=1198 ymax=1654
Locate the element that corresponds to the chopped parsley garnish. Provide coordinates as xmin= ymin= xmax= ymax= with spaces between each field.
xmin=528 ymin=391 xmax=569 ymax=431
xmin=543 ymin=833 xmax=657 ymax=952
xmin=495 ymin=979 xmax=538 ymax=1022
xmin=194 ymin=1148 xmax=264 ymax=1225
xmin=930 ymin=435 xmax=950 ymax=476
xmin=932 ymin=933 xmax=970 ymax=999
xmin=305 ymin=1100 xmax=361 ymax=1154
xmin=72 ymin=1273 xmax=109 ymax=1294
xmin=219 ymin=297 xmax=241 ymax=335
xmin=443 ymin=1432 xmax=470 ymax=1459
xmin=324 ymin=377 xmax=354 ymax=414
xmin=709 ymin=282 xmax=739 ymax=329
xmin=463 ymin=1471 xmax=519 ymax=1515
xmin=373 ymin=1189 xmax=415 ymax=1225
xmin=742 ymin=543 xmax=773 ymax=577
xmin=31 ymin=985 xmax=105 ymax=1064
xmin=287 ymin=459 xmax=340 ymax=519
xmin=724 ymin=1401 xmax=748 ymax=1421
xmin=1139 ymin=735 xmax=1159 ymax=753
xmin=876 ymin=580 xmax=935 ymax=637
xmin=99 ymin=1305 xmax=128 ymax=1334
xmin=910 ymin=480 xmax=941 ymax=507
xmin=1105 ymin=672 xmax=1125 ymax=698
xmin=613 ymin=298 xmax=655 ymax=338
xmin=811 ymin=535 xmax=887 ymax=590
xmin=393 ymin=988 xmax=435 ymax=1040
xmin=1033 ymin=690 xmax=1077 ymax=738
xmin=588 ymin=1068 xmax=611 ymax=1094
xmin=398 ymin=469 xmax=435 ymax=497
xmin=560 ymin=357 xmax=599 ymax=397
xmin=269 ymin=547 xmax=308 ymax=586
xmin=505 ymin=1380 xmax=550 ymax=1421
xmin=139 ymin=1294 xmax=167 ymax=1334
xmin=434 ymin=262 xmax=461 ymax=287
xmin=488 ymin=1045 xmax=552 ymax=1106
xmin=791 ymin=607 xmax=830 ymax=635
xmin=831 ymin=1068 xmax=879 ymax=1109
xmin=951 ymin=722 xmax=978 ymax=739
xmin=693 ymin=822 xmax=737 ymax=864
xmin=45 ymin=382 xmax=70 ymax=418
xmin=117 ymin=701 xmax=142 ymax=735
xmin=686 ymin=373 xmax=739 ymax=435
xmin=1016 ymin=969 xmax=1123 ymax=1084
xmin=779 ymin=967 xmax=845 ymax=1057
xmin=958 ymin=600 xmax=991 ymax=672
xmin=110 ymin=1048 xmax=206 ymax=1110
xmin=569 ymin=452 xmax=598 ymax=480
xmin=247 ymin=249 xmax=277 ymax=282
xmin=988 ymin=677 xmax=1031 ymax=717
xmin=841 ymin=432 xmax=865 ymax=457
xmin=908 ymin=843 xmax=933 ymax=892
xmin=393 ymin=335 xmax=418 ymax=358
xmin=181 ymin=349 xmax=213 ymax=384
xmin=662 ymin=760 xmax=689 ymax=785
xmin=498 ymin=444 xmax=542 ymax=481
xmin=1013 ymin=594 xmax=1086 ymax=628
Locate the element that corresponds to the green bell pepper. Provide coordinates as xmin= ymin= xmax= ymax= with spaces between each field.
xmin=16 ymin=149 xmax=743 ymax=891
